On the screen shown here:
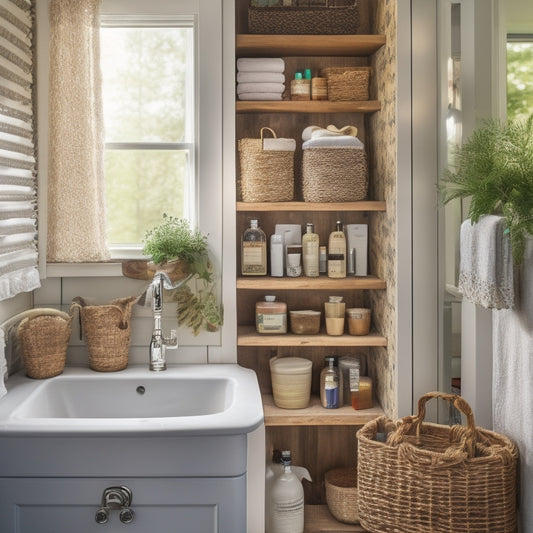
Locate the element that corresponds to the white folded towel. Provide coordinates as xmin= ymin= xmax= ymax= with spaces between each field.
xmin=263 ymin=138 xmax=296 ymax=151
xmin=237 ymin=57 xmax=285 ymax=73
xmin=237 ymin=82 xmax=285 ymax=95
xmin=238 ymin=93 xmax=283 ymax=101
xmin=302 ymin=135 xmax=364 ymax=149
xmin=237 ymin=71 xmax=285 ymax=83
xmin=458 ymin=215 xmax=514 ymax=309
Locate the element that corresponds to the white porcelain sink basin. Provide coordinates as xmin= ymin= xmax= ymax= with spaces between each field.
xmin=0 ymin=365 xmax=263 ymax=436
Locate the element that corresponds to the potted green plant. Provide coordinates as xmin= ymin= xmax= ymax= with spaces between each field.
xmin=440 ymin=114 xmax=533 ymax=264
xmin=142 ymin=214 xmax=223 ymax=335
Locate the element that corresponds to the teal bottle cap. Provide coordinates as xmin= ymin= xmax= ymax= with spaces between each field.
xmin=295 ymin=71 xmax=303 ymax=79
xmin=304 ymin=68 xmax=312 ymax=79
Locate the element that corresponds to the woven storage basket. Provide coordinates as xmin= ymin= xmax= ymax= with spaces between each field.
xmin=302 ymin=146 xmax=368 ymax=202
xmin=248 ymin=0 xmax=359 ymax=35
xmin=325 ymin=467 xmax=359 ymax=524
xmin=71 ymin=296 xmax=137 ymax=372
xmin=17 ymin=310 xmax=72 ymax=379
xmin=321 ymin=66 xmax=371 ymax=101
xmin=357 ymin=392 xmax=519 ymax=533
xmin=238 ymin=127 xmax=295 ymax=202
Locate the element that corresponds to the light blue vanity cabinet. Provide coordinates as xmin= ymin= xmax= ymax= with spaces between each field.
xmin=0 ymin=476 xmax=245 ymax=532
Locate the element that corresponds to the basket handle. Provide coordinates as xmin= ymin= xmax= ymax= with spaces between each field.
xmin=388 ymin=391 xmax=478 ymax=458
xmin=260 ymin=126 xmax=277 ymax=146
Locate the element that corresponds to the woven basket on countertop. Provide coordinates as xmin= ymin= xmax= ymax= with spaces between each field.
xmin=321 ymin=66 xmax=371 ymax=101
xmin=71 ymin=296 xmax=137 ymax=372
xmin=17 ymin=310 xmax=73 ymax=379
xmin=325 ymin=467 xmax=359 ymax=524
xmin=248 ymin=0 xmax=359 ymax=35
xmin=302 ymin=146 xmax=368 ymax=202
xmin=238 ymin=127 xmax=295 ymax=202
xmin=357 ymin=391 xmax=519 ymax=533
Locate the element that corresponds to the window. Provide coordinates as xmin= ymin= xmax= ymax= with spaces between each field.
xmin=100 ymin=17 xmax=196 ymax=252
xmin=507 ymin=34 xmax=533 ymax=121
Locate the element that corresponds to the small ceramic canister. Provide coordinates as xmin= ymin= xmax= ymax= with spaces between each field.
xmin=270 ymin=356 xmax=312 ymax=409
xmin=346 ymin=308 xmax=371 ymax=335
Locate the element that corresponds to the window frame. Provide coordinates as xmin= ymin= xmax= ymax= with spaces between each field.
xmin=100 ymin=14 xmax=199 ymax=258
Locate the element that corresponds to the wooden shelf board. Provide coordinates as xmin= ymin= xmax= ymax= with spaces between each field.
xmin=236 ymin=100 xmax=381 ymax=114
xmin=264 ymin=395 xmax=384 ymax=427
xmin=236 ymin=34 xmax=386 ymax=57
xmin=237 ymin=325 xmax=387 ymax=347
xmin=236 ymin=275 xmax=386 ymax=290
xmin=236 ymin=200 xmax=386 ymax=212
xmin=304 ymin=505 xmax=367 ymax=532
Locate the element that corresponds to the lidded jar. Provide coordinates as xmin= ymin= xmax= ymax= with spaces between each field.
xmin=270 ymin=356 xmax=312 ymax=409
xmin=256 ymin=295 xmax=287 ymax=334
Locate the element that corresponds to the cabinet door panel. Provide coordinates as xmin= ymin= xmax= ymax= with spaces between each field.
xmin=0 ymin=477 xmax=245 ymax=533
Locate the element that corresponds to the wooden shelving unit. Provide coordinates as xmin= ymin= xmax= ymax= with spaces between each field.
xmin=236 ymin=201 xmax=386 ymax=212
xmin=236 ymin=100 xmax=381 ymax=114
xmin=237 ymin=326 xmax=387 ymax=348
xmin=236 ymin=34 xmax=386 ymax=57
xmin=263 ymin=394 xmax=384 ymax=427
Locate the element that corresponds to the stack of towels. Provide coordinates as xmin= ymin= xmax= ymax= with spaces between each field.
xmin=301 ymin=124 xmax=363 ymax=149
xmin=236 ymin=58 xmax=285 ymax=101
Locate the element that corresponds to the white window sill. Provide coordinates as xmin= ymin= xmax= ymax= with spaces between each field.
xmin=46 ymin=262 xmax=125 ymax=278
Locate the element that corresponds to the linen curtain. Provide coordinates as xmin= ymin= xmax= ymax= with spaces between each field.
xmin=0 ymin=0 xmax=40 ymax=300
xmin=47 ymin=0 xmax=109 ymax=262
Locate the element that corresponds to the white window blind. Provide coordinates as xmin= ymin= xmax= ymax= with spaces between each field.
xmin=0 ymin=0 xmax=39 ymax=300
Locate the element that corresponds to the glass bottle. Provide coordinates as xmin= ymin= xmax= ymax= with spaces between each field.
xmin=241 ymin=219 xmax=267 ymax=276
xmin=302 ymin=222 xmax=319 ymax=277
xmin=327 ymin=221 xmax=346 ymax=278
xmin=320 ymin=355 xmax=342 ymax=409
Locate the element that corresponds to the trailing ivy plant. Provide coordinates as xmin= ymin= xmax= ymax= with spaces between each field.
xmin=440 ymin=114 xmax=533 ymax=264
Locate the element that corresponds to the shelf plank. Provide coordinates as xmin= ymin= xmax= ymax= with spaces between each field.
xmin=236 ymin=100 xmax=381 ymax=114
xmin=264 ymin=395 xmax=384 ymax=427
xmin=236 ymin=200 xmax=386 ymax=212
xmin=236 ymin=34 xmax=386 ymax=57
xmin=237 ymin=326 xmax=387 ymax=347
xmin=236 ymin=275 xmax=386 ymax=290
xmin=304 ymin=505 xmax=366 ymax=532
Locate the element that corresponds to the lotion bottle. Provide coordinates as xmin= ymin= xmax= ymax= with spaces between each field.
xmin=327 ymin=220 xmax=346 ymax=278
xmin=242 ymin=219 xmax=267 ymax=276
xmin=269 ymin=450 xmax=305 ymax=533
xmin=302 ymin=223 xmax=319 ymax=277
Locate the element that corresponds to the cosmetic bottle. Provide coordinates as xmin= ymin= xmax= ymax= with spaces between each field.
xmin=242 ymin=219 xmax=267 ymax=276
xmin=302 ymin=223 xmax=319 ymax=277
xmin=291 ymin=72 xmax=310 ymax=101
xmin=320 ymin=355 xmax=342 ymax=409
xmin=256 ymin=295 xmax=287 ymax=334
xmin=319 ymin=245 xmax=327 ymax=274
xmin=270 ymin=234 xmax=284 ymax=277
xmin=327 ymin=221 xmax=346 ymax=278
xmin=351 ymin=371 xmax=373 ymax=410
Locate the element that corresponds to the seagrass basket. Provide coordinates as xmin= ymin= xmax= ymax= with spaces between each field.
xmin=71 ymin=296 xmax=137 ymax=372
xmin=325 ymin=467 xmax=359 ymax=524
xmin=302 ymin=146 xmax=368 ymax=202
xmin=17 ymin=310 xmax=73 ymax=379
xmin=248 ymin=0 xmax=359 ymax=35
xmin=321 ymin=66 xmax=371 ymax=101
xmin=357 ymin=392 xmax=519 ymax=533
xmin=238 ymin=127 xmax=295 ymax=202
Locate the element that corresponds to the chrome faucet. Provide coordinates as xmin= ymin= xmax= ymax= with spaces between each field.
xmin=149 ymin=272 xmax=178 ymax=371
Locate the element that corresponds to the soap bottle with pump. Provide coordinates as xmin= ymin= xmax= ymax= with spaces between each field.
xmin=268 ymin=450 xmax=305 ymax=533
xmin=327 ymin=220 xmax=346 ymax=278
xmin=302 ymin=222 xmax=319 ymax=277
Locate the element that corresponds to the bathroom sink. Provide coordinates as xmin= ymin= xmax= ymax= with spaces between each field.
xmin=0 ymin=365 xmax=263 ymax=436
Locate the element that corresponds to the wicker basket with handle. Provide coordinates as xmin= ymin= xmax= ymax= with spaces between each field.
xmin=238 ymin=127 xmax=295 ymax=202
xmin=357 ymin=391 xmax=519 ymax=533
xmin=71 ymin=296 xmax=137 ymax=372
xmin=17 ymin=309 xmax=73 ymax=379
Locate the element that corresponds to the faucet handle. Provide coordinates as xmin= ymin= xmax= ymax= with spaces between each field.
xmin=164 ymin=329 xmax=178 ymax=349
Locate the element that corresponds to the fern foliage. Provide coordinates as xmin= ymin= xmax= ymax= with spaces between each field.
xmin=440 ymin=115 xmax=533 ymax=263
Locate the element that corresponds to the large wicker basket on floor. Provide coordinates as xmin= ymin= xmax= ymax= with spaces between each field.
xmin=357 ymin=391 xmax=519 ymax=533
xmin=71 ymin=296 xmax=137 ymax=372
xmin=17 ymin=310 xmax=73 ymax=379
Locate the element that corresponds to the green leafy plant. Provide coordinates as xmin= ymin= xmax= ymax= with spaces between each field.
xmin=143 ymin=215 xmax=224 ymax=334
xmin=440 ymin=115 xmax=533 ymax=264
xmin=142 ymin=214 xmax=211 ymax=281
